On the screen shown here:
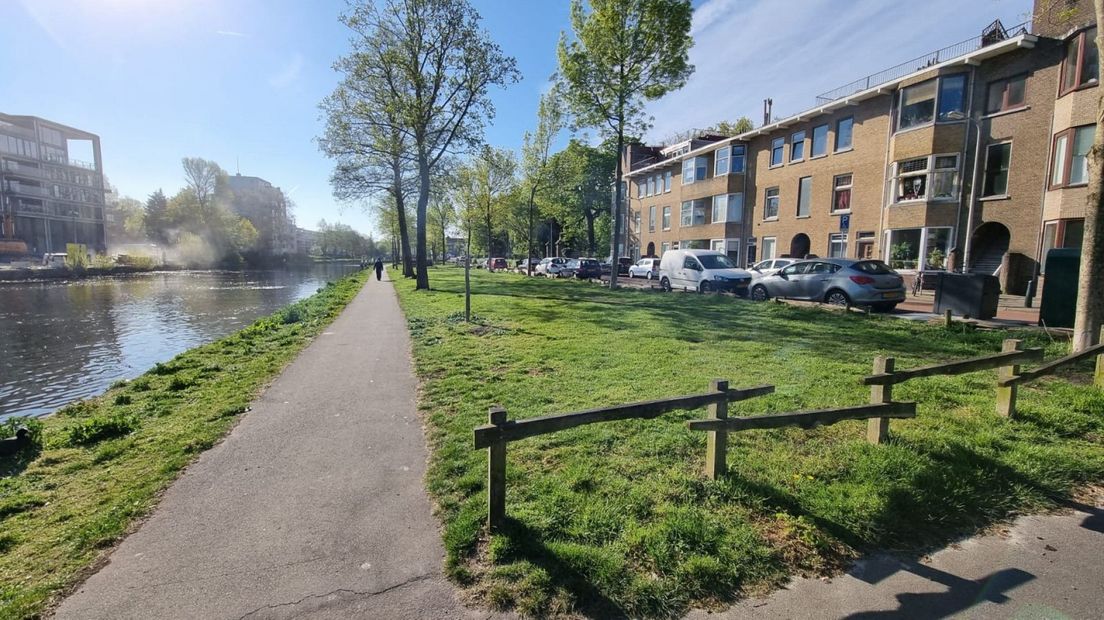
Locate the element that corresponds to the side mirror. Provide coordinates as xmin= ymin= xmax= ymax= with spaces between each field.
xmin=779 ymin=271 xmax=789 ymax=279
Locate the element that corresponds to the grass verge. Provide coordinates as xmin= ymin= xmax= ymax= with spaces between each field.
xmin=393 ymin=267 xmax=1104 ymax=618
xmin=0 ymin=271 xmax=367 ymax=619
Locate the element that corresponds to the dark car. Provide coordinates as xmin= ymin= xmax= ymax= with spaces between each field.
xmin=572 ymin=258 xmax=602 ymax=279
xmin=488 ymin=257 xmax=509 ymax=272
xmin=617 ymin=257 xmax=633 ymax=275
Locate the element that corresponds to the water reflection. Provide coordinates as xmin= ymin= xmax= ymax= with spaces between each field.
xmin=0 ymin=264 xmax=360 ymax=420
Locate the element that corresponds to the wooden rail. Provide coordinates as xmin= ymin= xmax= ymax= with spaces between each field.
xmin=998 ymin=335 xmax=1104 ymax=389
xmin=863 ymin=347 xmax=1043 ymax=386
xmin=476 ymin=381 xmax=775 ymax=529
xmin=686 ymin=401 xmax=916 ymax=432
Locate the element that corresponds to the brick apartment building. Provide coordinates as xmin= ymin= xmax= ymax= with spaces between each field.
xmin=624 ymin=0 xmax=1097 ymax=295
xmin=0 ymin=114 xmax=107 ymax=256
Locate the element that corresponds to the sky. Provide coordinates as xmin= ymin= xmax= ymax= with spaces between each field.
xmin=1 ymin=0 xmax=1033 ymax=238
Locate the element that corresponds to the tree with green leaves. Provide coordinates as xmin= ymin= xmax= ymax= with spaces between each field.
xmin=520 ymin=87 xmax=567 ymax=274
xmin=341 ymin=0 xmax=519 ymax=290
xmin=557 ymin=0 xmax=693 ymax=287
xmin=545 ymin=138 xmax=616 ymax=255
xmin=144 ymin=190 xmax=171 ymax=245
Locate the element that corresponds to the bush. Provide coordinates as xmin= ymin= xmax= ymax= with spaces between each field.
xmin=67 ymin=414 xmax=137 ymax=446
xmin=1 ymin=417 xmax=44 ymax=449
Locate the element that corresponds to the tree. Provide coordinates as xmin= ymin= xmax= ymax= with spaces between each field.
xmin=456 ymin=146 xmax=516 ymax=257
xmin=545 ymin=139 xmax=616 ymax=254
xmin=712 ymin=117 xmax=754 ymax=137
xmin=343 ymin=0 xmax=520 ymax=290
xmin=558 ymin=0 xmax=694 ymax=287
xmin=181 ymin=157 xmax=224 ymax=217
xmin=521 ymin=87 xmax=567 ymax=274
xmin=104 ymin=196 xmax=146 ymax=245
xmin=1073 ymin=0 xmax=1104 ymax=351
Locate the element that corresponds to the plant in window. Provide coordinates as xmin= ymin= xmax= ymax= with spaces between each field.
xmin=926 ymin=247 xmax=945 ymax=270
xmin=890 ymin=241 xmax=914 ymax=270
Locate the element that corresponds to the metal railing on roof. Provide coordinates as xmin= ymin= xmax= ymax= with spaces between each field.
xmin=814 ymin=19 xmax=1032 ymax=105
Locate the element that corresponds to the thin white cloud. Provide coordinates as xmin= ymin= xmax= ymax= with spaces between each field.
xmin=216 ymin=30 xmax=248 ymax=38
xmin=269 ymin=53 xmax=305 ymax=88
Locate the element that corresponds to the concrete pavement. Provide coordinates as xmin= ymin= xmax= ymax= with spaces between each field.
xmin=694 ymin=498 xmax=1104 ymax=619
xmin=54 ymin=273 xmax=492 ymax=619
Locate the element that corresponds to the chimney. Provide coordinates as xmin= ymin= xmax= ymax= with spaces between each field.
xmin=763 ymin=98 xmax=773 ymax=126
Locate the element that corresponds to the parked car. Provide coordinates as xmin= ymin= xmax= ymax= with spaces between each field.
xmin=572 ymin=257 xmax=602 ymax=279
xmin=616 ymin=257 xmax=633 ymax=275
xmin=42 ymin=253 xmax=68 ymax=268
xmin=749 ymin=258 xmax=905 ymax=311
xmin=749 ymin=258 xmax=794 ymax=279
xmin=514 ymin=258 xmax=540 ymax=273
xmin=599 ymin=260 xmax=613 ymax=275
xmin=658 ymin=249 xmax=753 ymax=294
xmin=628 ymin=257 xmax=661 ymax=279
xmin=488 ymin=257 xmax=509 ymax=272
xmin=536 ymin=257 xmax=574 ymax=277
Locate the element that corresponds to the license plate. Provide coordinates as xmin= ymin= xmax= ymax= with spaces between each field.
xmin=882 ymin=292 xmax=899 ymax=299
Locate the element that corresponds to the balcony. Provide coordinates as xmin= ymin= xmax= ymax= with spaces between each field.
xmin=5 ymin=182 xmax=50 ymax=198
xmin=1 ymin=161 xmax=45 ymax=179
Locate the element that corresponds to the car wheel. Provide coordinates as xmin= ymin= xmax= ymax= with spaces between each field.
xmin=660 ymin=277 xmax=672 ymax=292
xmin=751 ymin=285 xmax=769 ymax=302
xmin=825 ymin=289 xmax=851 ymax=307
xmin=647 ymin=272 xmax=653 ymax=280
xmin=699 ymin=281 xmax=711 ymax=294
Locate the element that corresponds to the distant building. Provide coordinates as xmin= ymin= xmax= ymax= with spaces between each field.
xmin=446 ymin=236 xmax=465 ymax=257
xmin=295 ymin=227 xmax=317 ymax=255
xmin=224 ymin=173 xmax=296 ymax=255
xmin=0 ymin=113 xmax=107 ymax=256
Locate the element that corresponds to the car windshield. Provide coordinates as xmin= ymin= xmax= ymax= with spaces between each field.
xmin=852 ymin=260 xmax=894 ymax=274
xmin=581 ymin=260 xmax=598 ymax=267
xmin=698 ymin=254 xmax=737 ymax=270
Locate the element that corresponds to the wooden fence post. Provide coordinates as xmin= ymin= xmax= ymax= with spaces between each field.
xmin=705 ymin=379 xmax=728 ymax=480
xmin=996 ymin=339 xmax=1023 ymax=417
xmin=487 ymin=406 xmax=507 ymax=531
xmin=944 ymin=309 xmax=953 ymax=328
xmin=1096 ymin=326 xmax=1104 ymax=388
xmin=867 ymin=357 xmax=894 ymax=444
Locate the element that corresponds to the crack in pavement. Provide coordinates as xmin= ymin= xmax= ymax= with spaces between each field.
xmin=234 ymin=573 xmax=436 ymax=620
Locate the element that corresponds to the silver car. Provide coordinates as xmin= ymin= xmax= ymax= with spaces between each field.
xmin=749 ymin=258 xmax=795 ymax=279
xmin=749 ymin=258 xmax=905 ymax=311
xmin=627 ymin=258 xmax=661 ymax=279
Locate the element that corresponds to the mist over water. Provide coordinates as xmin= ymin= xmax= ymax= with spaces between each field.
xmin=0 ymin=264 xmax=360 ymax=420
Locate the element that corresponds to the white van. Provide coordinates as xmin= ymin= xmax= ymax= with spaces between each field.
xmin=658 ymin=249 xmax=753 ymax=295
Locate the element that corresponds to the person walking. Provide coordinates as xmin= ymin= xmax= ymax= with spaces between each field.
xmin=373 ymin=257 xmax=384 ymax=281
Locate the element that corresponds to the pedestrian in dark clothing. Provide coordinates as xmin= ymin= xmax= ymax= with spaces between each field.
xmin=374 ymin=258 xmax=384 ymax=281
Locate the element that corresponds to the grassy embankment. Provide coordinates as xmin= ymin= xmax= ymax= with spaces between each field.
xmin=0 ymin=271 xmax=368 ymax=620
xmin=393 ymin=267 xmax=1104 ymax=618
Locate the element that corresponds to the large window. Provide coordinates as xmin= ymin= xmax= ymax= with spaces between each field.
xmin=1051 ymin=125 xmax=1094 ymax=188
xmin=790 ymin=130 xmax=806 ymax=162
xmin=761 ymin=237 xmax=777 ymax=260
xmin=771 ymin=137 xmax=785 ymax=166
xmin=986 ymin=75 xmax=1026 ymax=113
xmin=731 ymin=145 xmax=746 ymax=173
xmin=636 ymin=179 xmax=646 ymax=199
xmin=648 ymin=205 xmax=656 ymax=232
xmin=647 ymin=175 xmax=656 ymax=196
xmin=662 ymin=206 xmax=671 ymax=230
xmin=898 ymin=75 xmax=967 ymax=130
xmin=885 ymin=227 xmax=951 ymax=270
xmin=711 ymin=193 xmax=743 ymax=223
xmin=1061 ymin=27 xmax=1099 ymax=95
xmin=796 ymin=176 xmax=812 ymax=217
xmin=811 ymin=124 xmax=828 ymax=157
xmin=982 ymin=143 xmax=1012 ymax=197
xmin=892 ymin=154 xmax=959 ymax=202
xmin=835 ymin=117 xmax=853 ymax=151
xmin=764 ymin=187 xmax=779 ymax=219
xmin=682 ymin=156 xmax=708 ymax=184
xmin=832 ymin=174 xmax=852 ymax=212
xmin=680 ymin=199 xmax=706 ymax=227
xmin=714 ymin=146 xmax=730 ymax=176
xmin=664 ymin=170 xmax=672 ymax=192
xmin=1041 ymin=218 xmax=1085 ymax=272
xmin=828 ymin=233 xmax=847 ymax=258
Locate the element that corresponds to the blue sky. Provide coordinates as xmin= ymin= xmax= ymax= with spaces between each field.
xmin=1 ymin=0 xmax=1032 ymax=238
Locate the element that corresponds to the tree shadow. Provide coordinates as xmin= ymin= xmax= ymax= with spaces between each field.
xmin=844 ymin=563 xmax=1034 ymax=619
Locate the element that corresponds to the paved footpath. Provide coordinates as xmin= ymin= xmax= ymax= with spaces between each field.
xmin=55 ymin=274 xmax=496 ymax=619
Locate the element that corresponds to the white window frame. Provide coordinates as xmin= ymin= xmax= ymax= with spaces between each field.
xmin=681 ymin=199 xmax=706 ymax=227
xmin=648 ymin=205 xmax=656 ymax=232
xmin=715 ymin=146 xmax=730 ymax=176
xmin=897 ymin=74 xmax=968 ymax=132
xmin=661 ymin=241 xmax=670 ymax=254
xmin=828 ymin=233 xmax=848 ymax=258
xmin=682 ymin=156 xmax=708 ymax=184
xmin=883 ymin=226 xmax=953 ymax=271
xmin=891 ymin=153 xmax=960 ymax=204
xmin=796 ymin=176 xmax=812 ymax=217
xmin=764 ymin=187 xmax=779 ymax=220
xmin=811 ymin=124 xmax=829 ymax=158
xmin=790 ymin=130 xmax=806 ymax=162
xmin=832 ymin=173 xmax=853 ymax=213
xmin=835 ymin=117 xmax=854 ymax=152
xmin=664 ymin=170 xmax=672 ymax=192
xmin=770 ymin=137 xmax=785 ymax=167
xmin=761 ymin=236 xmax=777 ymax=260
xmin=662 ymin=206 xmax=671 ymax=230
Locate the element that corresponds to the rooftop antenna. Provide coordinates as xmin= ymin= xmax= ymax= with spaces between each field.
xmin=236 ymin=157 xmax=240 ymax=175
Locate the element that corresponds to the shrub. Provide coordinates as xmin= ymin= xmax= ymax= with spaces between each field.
xmin=67 ymin=414 xmax=137 ymax=446
xmin=1 ymin=417 xmax=44 ymax=449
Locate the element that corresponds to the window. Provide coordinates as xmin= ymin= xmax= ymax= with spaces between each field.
xmin=648 ymin=175 xmax=656 ymax=196
xmin=856 ymin=231 xmax=875 ymax=260
xmin=982 ymin=143 xmax=1012 ymax=197
xmin=711 ymin=239 xmax=725 ymax=252
xmin=664 ymin=170 xmax=672 ymax=192
xmin=761 ymin=237 xmax=777 ymax=260
xmin=898 ymin=75 xmax=968 ymax=130
xmin=832 ymin=174 xmax=852 ymax=212
xmin=986 ymin=75 xmax=1026 ymax=113
xmin=715 ymin=146 xmax=730 ymax=176
xmin=1051 ymin=125 xmax=1094 ymax=188
xmin=681 ymin=199 xmax=707 ymax=226
xmin=771 ymin=137 xmax=785 ymax=166
xmin=682 ymin=156 xmax=708 ymax=184
xmin=731 ymin=145 xmax=745 ymax=173
xmin=835 ymin=117 xmax=853 ymax=151
xmin=712 ymin=193 xmax=743 ymax=223
xmin=634 ymin=210 xmax=641 ymax=233
xmin=811 ymin=124 xmax=828 ymax=157
xmin=662 ymin=206 xmax=671 ymax=230
xmin=1061 ymin=27 xmax=1099 ymax=94
xmin=636 ymin=180 xmax=646 ymax=198
xmin=885 ymin=227 xmax=951 ymax=270
xmin=937 ymin=74 xmax=967 ymax=121
xmin=649 ymin=205 xmax=656 ymax=232
xmin=828 ymin=233 xmax=847 ymax=258
xmin=764 ymin=187 xmax=779 ymax=219
xmin=892 ymin=154 xmax=959 ymax=202
xmin=796 ymin=176 xmax=812 ymax=217
xmin=661 ymin=241 xmax=670 ymax=254
xmin=790 ymin=131 xmax=806 ymax=162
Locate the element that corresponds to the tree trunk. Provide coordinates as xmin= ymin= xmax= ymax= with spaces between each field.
xmin=415 ymin=149 xmax=430 ymax=290
xmin=465 ymin=227 xmax=472 ymax=322
xmin=527 ymin=185 xmax=537 ymax=275
xmin=484 ymin=198 xmax=494 ymax=258
xmin=585 ymin=210 xmax=596 ymax=256
xmin=609 ymin=131 xmax=625 ymax=288
xmin=1074 ymin=6 xmax=1104 ymax=351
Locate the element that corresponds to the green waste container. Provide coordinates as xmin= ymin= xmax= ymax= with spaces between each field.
xmin=1038 ymin=248 xmax=1080 ymax=327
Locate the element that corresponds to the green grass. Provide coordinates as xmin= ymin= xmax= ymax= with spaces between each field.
xmin=393 ymin=267 xmax=1104 ymax=618
xmin=0 ymin=271 xmax=367 ymax=620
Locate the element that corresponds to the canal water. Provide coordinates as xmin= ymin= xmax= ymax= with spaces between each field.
xmin=0 ymin=264 xmax=361 ymax=420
